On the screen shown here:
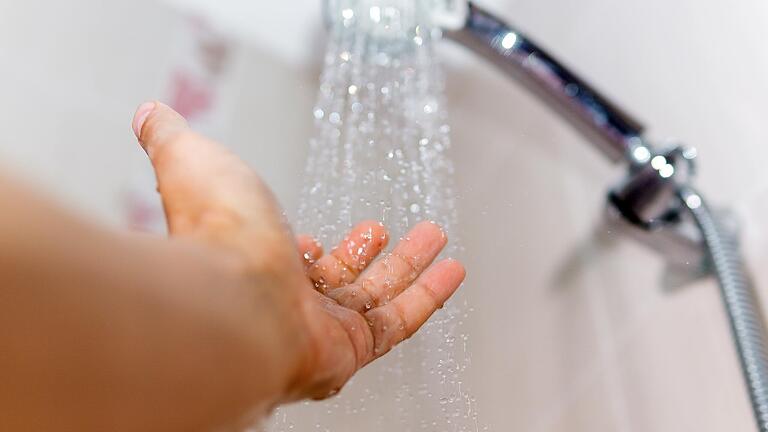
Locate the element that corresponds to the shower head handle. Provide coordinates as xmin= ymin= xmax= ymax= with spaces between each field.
xmin=446 ymin=2 xmax=646 ymax=163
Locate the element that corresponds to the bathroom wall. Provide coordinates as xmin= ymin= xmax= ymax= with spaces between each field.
xmin=2 ymin=0 xmax=768 ymax=430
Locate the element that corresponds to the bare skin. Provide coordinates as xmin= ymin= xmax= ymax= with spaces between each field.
xmin=0 ymin=101 xmax=465 ymax=431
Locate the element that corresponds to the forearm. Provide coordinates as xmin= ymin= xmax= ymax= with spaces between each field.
xmin=0 ymin=179 xmax=300 ymax=431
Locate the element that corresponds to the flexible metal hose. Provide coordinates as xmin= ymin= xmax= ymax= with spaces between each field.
xmin=681 ymin=187 xmax=768 ymax=431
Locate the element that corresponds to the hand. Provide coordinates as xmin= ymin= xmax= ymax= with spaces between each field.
xmin=292 ymin=219 xmax=464 ymax=399
xmin=133 ymin=102 xmax=466 ymax=404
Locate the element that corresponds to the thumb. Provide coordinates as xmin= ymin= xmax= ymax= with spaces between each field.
xmin=133 ymin=101 xmax=189 ymax=156
xmin=131 ymin=102 xmax=296 ymax=268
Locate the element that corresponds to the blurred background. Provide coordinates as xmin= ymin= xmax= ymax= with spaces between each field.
xmin=2 ymin=0 xmax=768 ymax=430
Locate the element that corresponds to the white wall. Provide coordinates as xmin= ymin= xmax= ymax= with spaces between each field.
xmin=2 ymin=0 xmax=768 ymax=431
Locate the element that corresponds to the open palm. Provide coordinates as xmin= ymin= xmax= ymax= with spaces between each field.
xmin=133 ymin=101 xmax=465 ymax=402
xmin=294 ymin=220 xmax=463 ymax=398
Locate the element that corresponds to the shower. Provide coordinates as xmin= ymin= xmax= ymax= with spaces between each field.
xmin=310 ymin=1 xmax=768 ymax=431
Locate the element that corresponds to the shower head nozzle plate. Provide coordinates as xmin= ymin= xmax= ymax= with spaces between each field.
xmin=323 ymin=0 xmax=468 ymax=34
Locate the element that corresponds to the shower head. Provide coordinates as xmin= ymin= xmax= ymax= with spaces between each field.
xmin=322 ymin=0 xmax=468 ymax=36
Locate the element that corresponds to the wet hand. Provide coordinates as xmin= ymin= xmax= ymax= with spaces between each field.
xmin=132 ymin=101 xmax=465 ymax=404
xmin=292 ymin=220 xmax=464 ymax=399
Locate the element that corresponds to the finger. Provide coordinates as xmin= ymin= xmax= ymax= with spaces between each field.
xmin=307 ymin=221 xmax=388 ymax=293
xmin=364 ymin=259 xmax=465 ymax=361
xmin=133 ymin=101 xmax=188 ymax=154
xmin=297 ymin=235 xmax=323 ymax=269
xmin=132 ymin=102 xmax=297 ymax=269
xmin=327 ymin=221 xmax=446 ymax=312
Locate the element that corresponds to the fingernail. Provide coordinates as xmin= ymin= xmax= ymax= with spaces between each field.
xmin=132 ymin=101 xmax=156 ymax=140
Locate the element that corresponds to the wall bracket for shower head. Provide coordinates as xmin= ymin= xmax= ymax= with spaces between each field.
xmin=606 ymin=144 xmax=705 ymax=268
xmin=610 ymin=145 xmax=697 ymax=230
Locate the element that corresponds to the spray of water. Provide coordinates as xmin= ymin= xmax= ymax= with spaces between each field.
xmin=269 ymin=2 xmax=479 ymax=430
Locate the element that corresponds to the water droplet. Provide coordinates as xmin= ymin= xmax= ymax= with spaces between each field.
xmin=295 ymin=12 xmax=475 ymax=427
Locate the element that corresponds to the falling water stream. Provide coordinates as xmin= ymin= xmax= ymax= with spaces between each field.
xmin=267 ymin=1 xmax=480 ymax=431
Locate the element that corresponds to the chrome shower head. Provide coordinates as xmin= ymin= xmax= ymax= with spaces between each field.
xmin=322 ymin=0 xmax=468 ymax=36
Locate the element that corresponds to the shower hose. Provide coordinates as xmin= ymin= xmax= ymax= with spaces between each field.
xmin=681 ymin=187 xmax=768 ymax=431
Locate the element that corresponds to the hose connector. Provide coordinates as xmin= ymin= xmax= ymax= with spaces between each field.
xmin=609 ymin=144 xmax=697 ymax=229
